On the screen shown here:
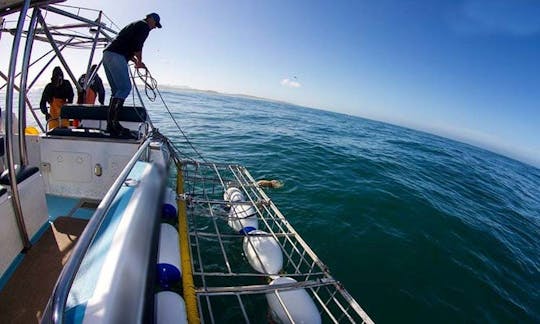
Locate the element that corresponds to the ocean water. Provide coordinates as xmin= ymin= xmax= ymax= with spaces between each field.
xmin=145 ymin=89 xmax=540 ymax=323
xmin=3 ymin=88 xmax=539 ymax=322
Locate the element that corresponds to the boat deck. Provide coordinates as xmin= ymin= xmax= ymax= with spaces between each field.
xmin=45 ymin=195 xmax=98 ymax=221
xmin=0 ymin=195 xmax=96 ymax=323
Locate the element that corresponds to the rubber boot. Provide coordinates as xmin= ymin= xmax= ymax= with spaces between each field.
xmin=112 ymin=98 xmax=131 ymax=135
xmin=106 ymin=97 xmax=119 ymax=135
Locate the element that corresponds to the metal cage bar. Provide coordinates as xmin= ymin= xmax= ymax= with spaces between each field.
xmin=179 ymin=160 xmax=374 ymax=323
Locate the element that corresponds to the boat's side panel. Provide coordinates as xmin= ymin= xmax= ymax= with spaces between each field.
xmin=25 ymin=133 xmax=41 ymax=169
xmin=0 ymin=193 xmax=23 ymax=278
xmin=17 ymin=171 xmax=48 ymax=239
xmin=38 ymin=137 xmax=139 ymax=200
xmin=0 ymin=171 xmax=48 ymax=285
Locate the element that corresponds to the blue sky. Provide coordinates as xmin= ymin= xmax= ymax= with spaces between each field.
xmin=2 ymin=0 xmax=539 ymax=166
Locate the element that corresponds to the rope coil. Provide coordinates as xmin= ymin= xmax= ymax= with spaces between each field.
xmin=132 ymin=65 xmax=208 ymax=163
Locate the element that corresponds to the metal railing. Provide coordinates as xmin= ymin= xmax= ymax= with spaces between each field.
xmin=4 ymin=0 xmax=31 ymax=250
xmin=44 ymin=137 xmax=152 ymax=324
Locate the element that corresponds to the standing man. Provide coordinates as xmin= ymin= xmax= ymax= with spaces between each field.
xmin=40 ymin=66 xmax=74 ymax=129
xmin=102 ymin=12 xmax=162 ymax=135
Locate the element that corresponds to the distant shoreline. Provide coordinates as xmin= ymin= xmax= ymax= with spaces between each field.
xmin=154 ymin=85 xmax=540 ymax=170
xmin=3 ymin=84 xmax=539 ymax=169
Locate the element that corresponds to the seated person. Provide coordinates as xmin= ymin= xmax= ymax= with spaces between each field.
xmin=77 ymin=64 xmax=105 ymax=105
xmin=77 ymin=64 xmax=106 ymax=128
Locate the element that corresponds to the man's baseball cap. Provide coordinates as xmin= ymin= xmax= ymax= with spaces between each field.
xmin=146 ymin=13 xmax=162 ymax=28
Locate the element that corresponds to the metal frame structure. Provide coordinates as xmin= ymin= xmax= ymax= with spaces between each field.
xmin=180 ymin=160 xmax=374 ymax=323
xmin=0 ymin=1 xmax=119 ymax=253
xmin=1 ymin=2 xmax=118 ymax=131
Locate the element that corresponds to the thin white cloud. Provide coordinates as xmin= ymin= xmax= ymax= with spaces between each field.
xmin=281 ymin=78 xmax=301 ymax=88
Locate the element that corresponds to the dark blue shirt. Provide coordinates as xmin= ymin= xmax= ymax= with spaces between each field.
xmin=104 ymin=20 xmax=150 ymax=60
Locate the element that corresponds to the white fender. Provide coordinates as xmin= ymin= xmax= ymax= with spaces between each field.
xmin=162 ymin=187 xmax=177 ymax=219
xmin=243 ymin=230 xmax=283 ymax=274
xmin=266 ymin=277 xmax=321 ymax=324
xmin=223 ymin=187 xmax=245 ymax=202
xmin=155 ymin=291 xmax=188 ymax=324
xmin=228 ymin=203 xmax=258 ymax=233
xmin=157 ymin=223 xmax=181 ymax=288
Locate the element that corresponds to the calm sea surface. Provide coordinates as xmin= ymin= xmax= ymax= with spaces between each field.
xmin=6 ymin=88 xmax=540 ymax=323
xmin=146 ymin=89 xmax=539 ymax=323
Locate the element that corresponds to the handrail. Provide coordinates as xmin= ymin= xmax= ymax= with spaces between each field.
xmin=18 ymin=6 xmax=39 ymax=166
xmin=4 ymin=0 xmax=31 ymax=250
xmin=45 ymin=137 xmax=152 ymax=324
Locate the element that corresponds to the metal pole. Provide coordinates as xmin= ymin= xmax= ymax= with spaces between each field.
xmin=0 ymin=48 xmax=54 ymax=91
xmin=0 ymin=16 xmax=4 ymax=41
xmin=44 ymin=5 xmax=118 ymax=36
xmin=27 ymin=37 xmax=73 ymax=91
xmin=0 ymin=71 xmax=45 ymax=133
xmin=18 ymin=7 xmax=39 ymax=166
xmin=82 ymin=11 xmax=103 ymax=92
xmin=4 ymin=0 xmax=32 ymax=249
xmin=36 ymin=10 xmax=81 ymax=92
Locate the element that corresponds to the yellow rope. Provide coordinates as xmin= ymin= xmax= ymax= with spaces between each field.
xmin=176 ymin=162 xmax=200 ymax=323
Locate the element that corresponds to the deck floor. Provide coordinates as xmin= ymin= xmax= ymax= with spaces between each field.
xmin=0 ymin=193 xmax=97 ymax=323
xmin=45 ymin=194 xmax=97 ymax=221
xmin=0 ymin=217 xmax=88 ymax=323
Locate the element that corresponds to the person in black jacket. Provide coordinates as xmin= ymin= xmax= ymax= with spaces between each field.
xmin=102 ymin=12 xmax=162 ymax=135
xmin=40 ymin=66 xmax=74 ymax=129
xmin=77 ymin=64 xmax=105 ymax=105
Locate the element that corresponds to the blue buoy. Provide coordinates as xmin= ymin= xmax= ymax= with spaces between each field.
xmin=239 ymin=226 xmax=257 ymax=235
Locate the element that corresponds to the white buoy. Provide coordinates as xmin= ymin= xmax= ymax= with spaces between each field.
xmin=162 ymin=187 xmax=177 ymax=219
xmin=243 ymin=230 xmax=283 ymax=274
xmin=157 ymin=223 xmax=182 ymax=288
xmin=155 ymin=291 xmax=188 ymax=324
xmin=223 ymin=187 xmax=245 ymax=202
xmin=228 ymin=203 xmax=258 ymax=233
xmin=266 ymin=277 xmax=321 ymax=324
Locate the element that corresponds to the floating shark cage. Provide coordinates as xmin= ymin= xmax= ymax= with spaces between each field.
xmin=178 ymin=160 xmax=373 ymax=324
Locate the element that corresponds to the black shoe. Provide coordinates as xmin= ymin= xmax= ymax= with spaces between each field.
xmin=107 ymin=97 xmax=125 ymax=136
xmin=105 ymin=125 xmax=118 ymax=136
xmin=114 ymin=121 xmax=131 ymax=134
